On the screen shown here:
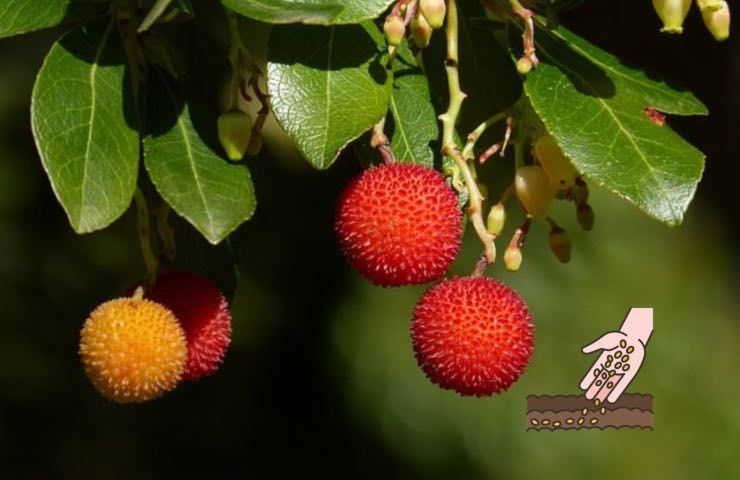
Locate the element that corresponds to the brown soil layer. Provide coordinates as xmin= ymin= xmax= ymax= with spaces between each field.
xmin=526 ymin=393 xmax=653 ymax=430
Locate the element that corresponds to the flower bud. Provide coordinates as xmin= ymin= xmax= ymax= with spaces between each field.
xmin=486 ymin=202 xmax=506 ymax=235
xmin=515 ymin=165 xmax=556 ymax=217
xmin=572 ymin=177 xmax=589 ymax=205
xmin=516 ymin=57 xmax=533 ymax=75
xmin=420 ymin=0 xmax=447 ymax=30
xmin=384 ymin=15 xmax=406 ymax=47
xmin=548 ymin=226 xmax=572 ymax=264
xmin=534 ymin=134 xmax=578 ymax=189
xmin=504 ymin=245 xmax=523 ymax=272
xmin=218 ymin=110 xmax=253 ymax=161
xmin=577 ymin=203 xmax=595 ymax=231
xmin=411 ymin=11 xmax=433 ymax=48
xmin=652 ymin=0 xmax=692 ymax=34
xmin=700 ymin=0 xmax=730 ymax=41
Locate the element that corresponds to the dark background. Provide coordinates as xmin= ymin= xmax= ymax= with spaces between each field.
xmin=0 ymin=1 xmax=738 ymax=479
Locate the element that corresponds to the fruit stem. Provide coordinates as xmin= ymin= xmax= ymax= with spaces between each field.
xmin=371 ymin=117 xmax=397 ymax=164
xmin=462 ymin=112 xmax=507 ymax=161
xmin=439 ymin=0 xmax=496 ymax=264
xmin=133 ymin=188 xmax=159 ymax=283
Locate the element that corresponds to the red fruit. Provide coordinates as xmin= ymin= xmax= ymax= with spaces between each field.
xmin=137 ymin=272 xmax=232 ymax=381
xmin=412 ymin=277 xmax=534 ymax=396
xmin=336 ymin=163 xmax=462 ymax=287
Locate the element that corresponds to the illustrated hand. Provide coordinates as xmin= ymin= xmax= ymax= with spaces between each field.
xmin=579 ymin=308 xmax=653 ymax=404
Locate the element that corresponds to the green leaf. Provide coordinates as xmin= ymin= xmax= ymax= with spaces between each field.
xmin=524 ymin=25 xmax=706 ymax=226
xmin=222 ymin=0 xmax=394 ymax=25
xmin=31 ymin=18 xmax=139 ymax=233
xmin=143 ymin=74 xmax=256 ymax=245
xmin=388 ymin=45 xmax=439 ymax=167
xmin=0 ymin=0 xmax=68 ymax=38
xmin=267 ymin=22 xmax=392 ymax=169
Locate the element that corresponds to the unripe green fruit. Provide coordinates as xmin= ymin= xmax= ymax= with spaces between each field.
xmin=577 ymin=203 xmax=595 ymax=231
xmin=534 ymin=134 xmax=578 ymax=189
xmin=548 ymin=227 xmax=572 ymax=263
xmin=420 ymin=0 xmax=447 ymax=29
xmin=652 ymin=0 xmax=692 ymax=34
xmin=515 ymin=166 xmax=556 ymax=217
xmin=700 ymin=0 xmax=730 ymax=41
xmin=218 ymin=110 xmax=253 ymax=161
xmin=384 ymin=15 xmax=406 ymax=47
xmin=486 ymin=203 xmax=506 ymax=235
xmin=504 ymin=245 xmax=523 ymax=272
xmin=411 ymin=12 xmax=433 ymax=48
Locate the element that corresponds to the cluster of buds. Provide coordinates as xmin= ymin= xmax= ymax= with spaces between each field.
xmin=383 ymin=0 xmax=447 ymax=52
xmin=481 ymin=133 xmax=597 ymax=272
xmin=652 ymin=0 xmax=731 ymax=40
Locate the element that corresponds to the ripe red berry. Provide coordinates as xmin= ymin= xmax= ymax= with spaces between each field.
xmin=336 ymin=163 xmax=463 ymax=287
xmin=138 ymin=272 xmax=232 ymax=381
xmin=412 ymin=277 xmax=534 ymax=396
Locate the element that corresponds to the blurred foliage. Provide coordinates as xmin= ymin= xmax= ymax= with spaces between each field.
xmin=0 ymin=1 xmax=738 ymax=478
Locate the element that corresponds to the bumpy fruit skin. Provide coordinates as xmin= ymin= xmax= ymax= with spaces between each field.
xmin=336 ymin=163 xmax=462 ymax=287
xmin=80 ymin=297 xmax=187 ymax=403
xmin=412 ymin=277 xmax=534 ymax=396
xmin=515 ymin=165 xmax=556 ymax=217
xmin=142 ymin=272 xmax=232 ymax=381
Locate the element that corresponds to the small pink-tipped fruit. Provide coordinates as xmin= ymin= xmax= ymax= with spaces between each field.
xmin=218 ymin=110 xmax=253 ymax=160
xmin=419 ymin=0 xmax=447 ymax=29
xmin=652 ymin=0 xmax=692 ymax=33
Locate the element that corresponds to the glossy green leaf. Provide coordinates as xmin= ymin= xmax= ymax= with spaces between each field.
xmin=143 ymin=75 xmax=256 ymax=245
xmin=222 ymin=0 xmax=394 ymax=25
xmin=267 ymin=22 xmax=392 ymax=169
xmin=388 ymin=46 xmax=439 ymax=167
xmin=31 ymin=18 xmax=139 ymax=233
xmin=524 ymin=25 xmax=706 ymax=225
xmin=0 ymin=0 xmax=69 ymax=38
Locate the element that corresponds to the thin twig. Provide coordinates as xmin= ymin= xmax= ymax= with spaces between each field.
xmin=371 ymin=117 xmax=396 ymax=164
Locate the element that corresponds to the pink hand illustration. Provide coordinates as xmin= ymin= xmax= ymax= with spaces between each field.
xmin=579 ymin=308 xmax=653 ymax=404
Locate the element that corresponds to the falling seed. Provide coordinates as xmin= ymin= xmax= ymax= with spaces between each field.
xmin=615 ymin=351 xmax=622 ymax=358
xmin=542 ymin=419 xmax=550 ymax=425
xmin=594 ymin=368 xmax=600 ymax=376
xmin=531 ymin=419 xmax=539 ymax=426
xmin=566 ymin=418 xmax=574 ymax=424
xmin=610 ymin=370 xmax=616 ymax=376
xmin=590 ymin=418 xmax=598 ymax=425
xmin=582 ymin=408 xmax=588 ymax=415
xmin=553 ymin=421 xmax=561 ymax=427
xmin=626 ymin=346 xmax=634 ymax=353
xmin=622 ymin=355 xmax=630 ymax=362
xmin=578 ymin=418 xmax=585 ymax=425
xmin=615 ymin=362 xmax=622 ymax=369
xmin=596 ymin=380 xmax=603 ymax=386
xmin=601 ymin=372 xmax=608 ymax=379
xmin=605 ymin=361 xmax=612 ymax=368
xmin=600 ymin=407 xmax=606 ymax=415
xmin=607 ymin=382 xmax=614 ymax=388
xmin=607 ymin=355 xmax=613 ymax=362
xmin=620 ymin=340 xmax=627 ymax=348
xmin=594 ymin=399 xmax=600 ymax=406
xmin=623 ymin=364 xmax=630 ymax=371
